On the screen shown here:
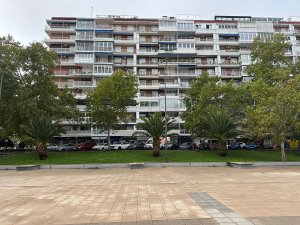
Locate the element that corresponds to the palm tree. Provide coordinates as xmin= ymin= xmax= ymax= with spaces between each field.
xmin=201 ymin=109 xmax=239 ymax=152
xmin=135 ymin=112 xmax=174 ymax=157
xmin=21 ymin=114 xmax=61 ymax=160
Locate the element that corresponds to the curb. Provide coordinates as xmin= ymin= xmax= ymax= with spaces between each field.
xmin=0 ymin=162 xmax=300 ymax=170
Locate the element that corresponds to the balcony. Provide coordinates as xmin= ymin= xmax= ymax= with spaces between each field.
xmin=137 ymin=72 xmax=159 ymax=77
xmin=114 ymin=37 xmax=136 ymax=45
xmin=136 ymin=50 xmax=158 ymax=56
xmin=218 ymin=39 xmax=239 ymax=45
xmin=137 ymin=61 xmax=158 ymax=67
xmin=221 ymin=72 xmax=241 ymax=78
xmin=219 ymin=49 xmax=240 ymax=56
xmin=69 ymin=70 xmax=93 ymax=77
xmin=51 ymin=48 xmax=75 ymax=54
xmin=139 ymin=84 xmax=160 ymax=90
xmin=95 ymin=24 xmax=113 ymax=30
xmin=75 ymin=35 xmax=94 ymax=41
xmin=219 ymin=60 xmax=241 ymax=67
xmin=139 ymin=40 xmax=159 ymax=45
xmin=56 ymin=81 xmax=94 ymax=88
xmin=44 ymin=35 xmax=75 ymax=44
xmin=159 ymin=82 xmax=179 ymax=89
xmin=45 ymin=25 xmax=76 ymax=32
xmin=74 ymin=56 xmax=94 ymax=64
xmin=60 ymin=59 xmax=75 ymax=65
xmin=195 ymin=38 xmax=214 ymax=44
xmin=138 ymin=27 xmax=158 ymax=33
xmin=197 ymin=50 xmax=218 ymax=55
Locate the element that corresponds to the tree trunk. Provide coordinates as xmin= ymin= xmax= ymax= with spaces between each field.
xmin=37 ymin=142 xmax=47 ymax=160
xmin=280 ymin=141 xmax=286 ymax=162
xmin=152 ymin=138 xmax=160 ymax=157
xmin=108 ymin=129 xmax=111 ymax=151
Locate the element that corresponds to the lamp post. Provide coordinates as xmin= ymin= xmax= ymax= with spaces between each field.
xmin=163 ymin=58 xmax=170 ymax=162
xmin=0 ymin=73 xmax=3 ymax=100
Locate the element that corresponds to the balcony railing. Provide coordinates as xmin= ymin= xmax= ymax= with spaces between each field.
xmin=51 ymin=48 xmax=75 ymax=53
xmin=95 ymin=24 xmax=113 ymax=29
xmin=75 ymin=35 xmax=94 ymax=40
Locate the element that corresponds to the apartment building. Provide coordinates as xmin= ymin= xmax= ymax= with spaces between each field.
xmin=45 ymin=15 xmax=300 ymax=143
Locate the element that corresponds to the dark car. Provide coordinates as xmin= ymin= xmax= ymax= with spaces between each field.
xmin=130 ymin=141 xmax=145 ymax=150
xmin=227 ymin=142 xmax=241 ymax=150
xmin=179 ymin=142 xmax=193 ymax=150
xmin=76 ymin=142 xmax=95 ymax=151
xmin=160 ymin=142 xmax=179 ymax=150
xmin=245 ymin=142 xmax=257 ymax=150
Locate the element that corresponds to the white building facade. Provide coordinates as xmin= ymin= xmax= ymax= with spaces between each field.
xmin=45 ymin=15 xmax=300 ymax=143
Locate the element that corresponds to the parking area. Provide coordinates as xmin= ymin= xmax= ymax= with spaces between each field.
xmin=1 ymin=166 xmax=300 ymax=225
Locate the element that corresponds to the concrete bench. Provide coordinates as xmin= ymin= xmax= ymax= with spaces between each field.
xmin=227 ymin=162 xmax=254 ymax=168
xmin=16 ymin=165 xmax=40 ymax=171
xmin=129 ymin=162 xmax=144 ymax=169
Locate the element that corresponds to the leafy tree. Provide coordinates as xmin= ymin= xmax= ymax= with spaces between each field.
xmin=21 ymin=114 xmax=61 ymax=160
xmin=182 ymin=73 xmax=247 ymax=145
xmin=87 ymin=70 xmax=137 ymax=150
xmin=135 ymin=112 xmax=174 ymax=157
xmin=244 ymin=34 xmax=300 ymax=161
xmin=200 ymin=109 xmax=239 ymax=151
xmin=0 ymin=36 xmax=79 ymax=139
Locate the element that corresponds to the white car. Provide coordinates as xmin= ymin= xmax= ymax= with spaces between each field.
xmin=92 ymin=143 xmax=109 ymax=151
xmin=111 ymin=142 xmax=130 ymax=150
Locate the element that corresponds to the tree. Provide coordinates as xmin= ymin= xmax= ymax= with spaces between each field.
xmin=201 ymin=109 xmax=239 ymax=152
xmin=0 ymin=37 xmax=79 ymax=139
xmin=21 ymin=114 xmax=61 ymax=160
xmin=182 ymin=73 xmax=247 ymax=146
xmin=135 ymin=112 xmax=174 ymax=157
xmin=244 ymin=34 xmax=300 ymax=161
xmin=87 ymin=70 xmax=137 ymax=150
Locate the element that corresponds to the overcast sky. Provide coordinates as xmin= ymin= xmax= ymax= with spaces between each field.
xmin=1 ymin=0 xmax=300 ymax=45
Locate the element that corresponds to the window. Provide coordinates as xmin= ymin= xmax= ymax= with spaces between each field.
xmin=177 ymin=43 xmax=195 ymax=49
xmin=76 ymin=53 xmax=93 ymax=58
xmin=77 ymin=20 xmax=94 ymax=29
xmin=139 ymin=58 xmax=146 ymax=64
xmin=114 ymin=57 xmax=122 ymax=64
xmin=177 ymin=22 xmax=194 ymax=31
xmin=94 ymin=42 xmax=113 ymax=51
xmin=160 ymin=44 xmax=177 ymax=51
xmin=239 ymin=32 xmax=257 ymax=41
xmin=76 ymin=31 xmax=93 ymax=40
xmin=139 ymin=80 xmax=146 ymax=85
xmin=94 ymin=65 xmax=113 ymax=74
xmin=127 ymin=47 xmax=134 ymax=53
xmin=76 ymin=42 xmax=93 ymax=51
xmin=159 ymin=20 xmax=176 ymax=27
xmin=218 ymin=24 xmax=237 ymax=29
xmin=114 ymin=46 xmax=121 ymax=53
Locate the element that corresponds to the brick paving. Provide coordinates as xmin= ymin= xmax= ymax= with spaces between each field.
xmin=0 ymin=167 xmax=300 ymax=224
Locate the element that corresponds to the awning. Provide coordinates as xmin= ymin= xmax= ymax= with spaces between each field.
xmin=219 ymin=33 xmax=239 ymax=37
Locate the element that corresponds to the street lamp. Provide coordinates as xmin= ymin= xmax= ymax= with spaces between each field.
xmin=162 ymin=58 xmax=170 ymax=162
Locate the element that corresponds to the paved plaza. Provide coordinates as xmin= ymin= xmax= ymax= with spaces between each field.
xmin=1 ymin=166 xmax=300 ymax=225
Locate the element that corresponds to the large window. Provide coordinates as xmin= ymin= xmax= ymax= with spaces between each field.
xmin=177 ymin=43 xmax=195 ymax=49
xmin=76 ymin=42 xmax=93 ymax=51
xmin=160 ymin=44 xmax=177 ymax=51
xmin=94 ymin=42 xmax=113 ymax=52
xmin=159 ymin=20 xmax=176 ymax=27
xmin=177 ymin=22 xmax=194 ymax=31
xmin=76 ymin=31 xmax=93 ymax=40
xmin=77 ymin=20 xmax=94 ymax=29
xmin=94 ymin=65 xmax=113 ymax=74
xmin=239 ymin=32 xmax=257 ymax=41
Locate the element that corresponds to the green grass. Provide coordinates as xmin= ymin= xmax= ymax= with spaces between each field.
xmin=0 ymin=150 xmax=300 ymax=165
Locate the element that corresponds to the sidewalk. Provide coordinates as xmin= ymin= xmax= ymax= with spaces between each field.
xmin=1 ymin=167 xmax=300 ymax=224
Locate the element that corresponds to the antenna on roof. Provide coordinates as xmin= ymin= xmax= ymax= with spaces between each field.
xmin=90 ymin=6 xmax=93 ymax=18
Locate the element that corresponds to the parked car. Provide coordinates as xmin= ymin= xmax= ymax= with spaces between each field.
xmin=47 ymin=144 xmax=59 ymax=151
xmin=227 ymin=142 xmax=241 ymax=150
xmin=179 ymin=142 xmax=193 ymax=150
xmin=58 ymin=143 xmax=76 ymax=151
xmin=244 ymin=142 xmax=257 ymax=150
xmin=92 ymin=143 xmax=109 ymax=151
xmin=160 ymin=142 xmax=179 ymax=150
xmin=111 ymin=142 xmax=130 ymax=150
xmin=144 ymin=139 xmax=153 ymax=150
xmin=76 ymin=142 xmax=95 ymax=151
xmin=127 ymin=141 xmax=145 ymax=150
